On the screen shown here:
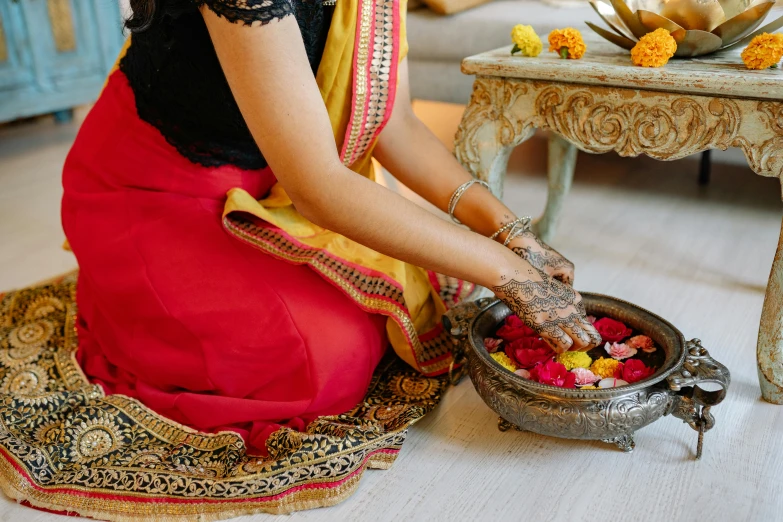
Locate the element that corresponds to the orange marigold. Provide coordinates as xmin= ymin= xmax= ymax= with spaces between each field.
xmin=630 ymin=28 xmax=677 ymax=67
xmin=741 ymin=32 xmax=783 ymax=70
xmin=548 ymin=28 xmax=586 ymax=59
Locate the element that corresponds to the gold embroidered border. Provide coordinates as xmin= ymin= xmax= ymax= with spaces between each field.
xmin=341 ymin=0 xmax=375 ymax=165
xmin=0 ymin=454 xmax=366 ymax=520
xmin=352 ymin=0 xmax=396 ymax=160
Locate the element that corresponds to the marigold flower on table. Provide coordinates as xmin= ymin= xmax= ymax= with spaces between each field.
xmin=548 ymin=28 xmax=586 ymax=59
xmin=491 ymin=352 xmax=518 ymax=372
xmin=590 ymin=357 xmax=623 ymax=379
xmin=555 ymin=350 xmax=592 ymax=370
xmin=630 ymin=28 xmax=677 ymax=68
xmin=741 ymin=33 xmax=783 ymax=70
xmin=511 ymin=24 xmax=543 ymax=57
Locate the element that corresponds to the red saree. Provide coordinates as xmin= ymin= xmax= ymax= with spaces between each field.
xmin=0 ymin=0 xmax=473 ymax=517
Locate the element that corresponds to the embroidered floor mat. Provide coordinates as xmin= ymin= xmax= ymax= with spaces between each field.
xmin=0 ymin=272 xmax=447 ymax=520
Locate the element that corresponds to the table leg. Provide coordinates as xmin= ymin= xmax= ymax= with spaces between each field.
xmin=758 ymin=216 xmax=783 ymax=404
xmin=534 ymin=135 xmax=577 ymax=243
xmin=454 ymin=78 xmax=535 ymax=198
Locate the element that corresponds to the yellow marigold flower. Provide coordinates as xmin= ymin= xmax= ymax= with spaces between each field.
xmin=491 ymin=352 xmax=518 ymax=372
xmin=511 ymin=24 xmax=543 ymax=57
xmin=590 ymin=357 xmax=622 ymax=379
xmin=631 ymin=28 xmax=677 ymax=68
xmin=580 ymin=385 xmax=599 ymax=390
xmin=555 ymin=351 xmax=592 ymax=370
xmin=741 ymin=33 xmax=783 ymax=70
xmin=548 ymin=28 xmax=586 ymax=59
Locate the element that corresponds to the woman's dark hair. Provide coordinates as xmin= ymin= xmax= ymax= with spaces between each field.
xmin=125 ymin=0 xmax=158 ymax=32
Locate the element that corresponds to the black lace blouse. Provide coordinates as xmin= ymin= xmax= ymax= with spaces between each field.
xmin=119 ymin=0 xmax=333 ymax=170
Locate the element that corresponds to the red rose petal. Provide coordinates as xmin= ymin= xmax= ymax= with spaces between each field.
xmin=594 ymin=317 xmax=633 ymax=343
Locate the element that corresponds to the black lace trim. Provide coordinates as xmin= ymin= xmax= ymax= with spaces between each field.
xmin=118 ymin=0 xmax=332 ymax=170
xmin=198 ymin=0 xmax=295 ymax=27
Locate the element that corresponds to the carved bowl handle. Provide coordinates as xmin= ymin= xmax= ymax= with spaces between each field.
xmin=667 ymin=338 xmax=731 ymax=448
xmin=667 ymin=338 xmax=731 ymax=408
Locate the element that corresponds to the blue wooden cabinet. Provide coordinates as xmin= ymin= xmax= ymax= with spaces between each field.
xmin=0 ymin=0 xmax=124 ymax=123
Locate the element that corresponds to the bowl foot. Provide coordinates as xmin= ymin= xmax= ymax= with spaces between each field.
xmin=497 ymin=417 xmax=525 ymax=432
xmin=602 ymin=434 xmax=635 ymax=453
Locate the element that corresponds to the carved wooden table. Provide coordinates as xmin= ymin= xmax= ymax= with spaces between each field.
xmin=454 ymin=34 xmax=783 ymax=404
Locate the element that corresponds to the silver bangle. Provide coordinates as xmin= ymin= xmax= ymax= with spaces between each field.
xmin=448 ymin=179 xmax=490 ymax=225
xmin=503 ymin=217 xmax=532 ymax=246
xmin=489 ymin=216 xmax=531 ymax=242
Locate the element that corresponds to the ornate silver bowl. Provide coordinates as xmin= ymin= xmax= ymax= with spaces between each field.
xmin=443 ymin=294 xmax=730 ymax=457
xmin=587 ymin=0 xmax=783 ymax=57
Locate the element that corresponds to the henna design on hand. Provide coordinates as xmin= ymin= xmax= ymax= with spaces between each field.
xmin=511 ymin=231 xmax=575 ymax=286
xmin=492 ymin=268 xmax=600 ymax=352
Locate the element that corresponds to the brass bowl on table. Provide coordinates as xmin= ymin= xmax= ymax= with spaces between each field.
xmin=443 ymin=294 xmax=730 ymax=457
xmin=586 ymin=0 xmax=783 ymax=56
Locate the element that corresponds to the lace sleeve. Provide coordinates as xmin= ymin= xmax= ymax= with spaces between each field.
xmin=198 ymin=0 xmax=295 ymax=26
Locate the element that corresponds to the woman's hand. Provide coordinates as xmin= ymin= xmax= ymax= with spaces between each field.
xmin=492 ymin=262 xmax=601 ymax=353
xmin=506 ymin=231 xmax=575 ymax=286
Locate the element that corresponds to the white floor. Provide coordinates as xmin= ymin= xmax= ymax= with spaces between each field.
xmin=1 ymin=103 xmax=782 ymax=522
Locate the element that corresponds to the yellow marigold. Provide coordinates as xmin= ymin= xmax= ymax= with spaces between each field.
xmin=491 ymin=352 xmax=518 ymax=372
xmin=548 ymin=28 xmax=586 ymax=59
xmin=590 ymin=357 xmax=622 ymax=379
xmin=630 ymin=28 xmax=677 ymax=68
xmin=580 ymin=385 xmax=599 ymax=390
xmin=555 ymin=351 xmax=592 ymax=371
xmin=511 ymin=24 xmax=543 ymax=57
xmin=741 ymin=33 xmax=783 ymax=70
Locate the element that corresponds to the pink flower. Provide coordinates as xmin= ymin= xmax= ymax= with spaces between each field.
xmin=496 ymin=315 xmax=537 ymax=341
xmin=593 ymin=317 xmax=633 ymax=343
xmin=530 ymin=360 xmax=576 ymax=388
xmin=506 ymin=337 xmax=554 ymax=368
xmin=620 ymin=359 xmax=655 ymax=383
xmin=483 ymin=338 xmax=503 ymax=353
xmin=586 ymin=315 xmax=597 ymax=324
xmin=514 ymin=369 xmax=531 ymax=379
xmin=605 ymin=342 xmax=637 ymax=360
xmin=571 ymin=367 xmax=601 ymax=386
xmin=627 ymin=335 xmax=656 ymax=353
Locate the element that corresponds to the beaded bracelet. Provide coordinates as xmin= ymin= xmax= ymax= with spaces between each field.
xmin=489 ymin=216 xmax=532 ymax=244
xmin=448 ymin=179 xmax=490 ymax=225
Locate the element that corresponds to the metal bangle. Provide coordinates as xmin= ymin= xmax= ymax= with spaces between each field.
xmin=503 ymin=217 xmax=532 ymax=246
xmin=448 ymin=179 xmax=490 ymax=225
xmin=489 ymin=216 xmax=528 ymax=242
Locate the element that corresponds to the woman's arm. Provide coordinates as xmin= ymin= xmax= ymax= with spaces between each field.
xmin=201 ymin=11 xmax=598 ymax=352
xmin=373 ymin=60 xmax=575 ymax=285
xmin=373 ymin=59 xmax=513 ymax=239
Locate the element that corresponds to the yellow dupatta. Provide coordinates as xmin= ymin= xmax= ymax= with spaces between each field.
xmin=222 ymin=0 xmax=473 ymax=376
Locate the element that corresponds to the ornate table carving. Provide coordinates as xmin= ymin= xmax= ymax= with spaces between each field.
xmin=454 ymin=36 xmax=783 ymax=404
